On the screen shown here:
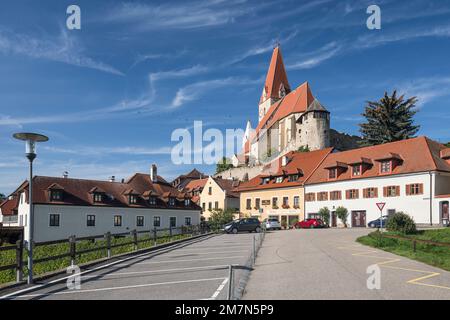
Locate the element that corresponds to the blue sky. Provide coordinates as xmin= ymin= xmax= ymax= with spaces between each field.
xmin=1 ymin=0 xmax=450 ymax=194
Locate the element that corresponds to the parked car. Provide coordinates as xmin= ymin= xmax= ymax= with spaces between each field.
xmin=264 ymin=218 xmax=281 ymax=230
xmin=224 ymin=218 xmax=262 ymax=234
xmin=368 ymin=215 xmax=389 ymax=228
xmin=293 ymin=219 xmax=325 ymax=229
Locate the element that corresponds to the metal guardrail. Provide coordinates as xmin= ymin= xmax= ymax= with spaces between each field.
xmin=370 ymin=232 xmax=450 ymax=252
xmin=227 ymin=226 xmax=266 ymax=300
xmin=0 ymin=225 xmax=206 ymax=283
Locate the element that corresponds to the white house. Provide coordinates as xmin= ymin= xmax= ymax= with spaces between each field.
xmin=304 ymin=137 xmax=450 ymax=227
xmin=0 ymin=165 xmax=201 ymax=242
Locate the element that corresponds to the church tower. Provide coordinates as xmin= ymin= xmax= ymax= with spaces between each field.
xmin=258 ymin=46 xmax=291 ymax=122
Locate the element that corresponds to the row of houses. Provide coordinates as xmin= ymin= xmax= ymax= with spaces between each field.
xmin=1 ymin=136 xmax=450 ymax=242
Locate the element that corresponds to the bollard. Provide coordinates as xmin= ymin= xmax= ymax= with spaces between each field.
xmin=226 ymin=265 xmax=233 ymax=300
xmin=253 ymin=235 xmax=256 ymax=265
xmin=105 ymin=232 xmax=112 ymax=259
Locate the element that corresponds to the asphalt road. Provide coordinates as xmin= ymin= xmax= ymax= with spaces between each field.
xmin=243 ymin=228 xmax=450 ymax=300
xmin=1 ymin=233 xmax=257 ymax=300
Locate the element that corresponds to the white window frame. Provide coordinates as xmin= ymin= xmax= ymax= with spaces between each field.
xmin=113 ymin=215 xmax=123 ymax=227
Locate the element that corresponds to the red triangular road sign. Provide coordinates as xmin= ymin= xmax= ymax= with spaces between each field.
xmin=376 ymin=202 xmax=386 ymax=211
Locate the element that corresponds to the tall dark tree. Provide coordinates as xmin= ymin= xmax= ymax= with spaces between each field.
xmin=359 ymin=90 xmax=420 ymax=146
xmin=0 ymin=193 xmax=5 ymax=201
xmin=216 ymin=157 xmax=233 ymax=174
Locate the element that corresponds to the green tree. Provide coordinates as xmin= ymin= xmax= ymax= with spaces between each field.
xmin=297 ymin=145 xmax=310 ymax=153
xmin=386 ymin=212 xmax=417 ymax=234
xmin=208 ymin=208 xmax=236 ymax=230
xmin=216 ymin=157 xmax=233 ymax=174
xmin=359 ymin=90 xmax=419 ymax=146
xmin=0 ymin=193 xmax=5 ymax=202
xmin=335 ymin=206 xmax=349 ymax=228
xmin=445 ymin=142 xmax=450 ymax=148
xmin=318 ymin=207 xmax=330 ymax=226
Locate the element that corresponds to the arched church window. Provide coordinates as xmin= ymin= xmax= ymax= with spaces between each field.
xmin=279 ymin=84 xmax=286 ymax=98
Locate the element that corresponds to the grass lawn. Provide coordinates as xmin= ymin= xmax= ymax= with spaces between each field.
xmin=357 ymin=228 xmax=450 ymax=272
xmin=0 ymin=232 xmax=191 ymax=285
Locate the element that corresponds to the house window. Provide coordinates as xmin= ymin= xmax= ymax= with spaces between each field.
xmin=385 ymin=186 xmax=400 ymax=197
xmin=328 ymin=168 xmax=337 ymax=179
xmin=407 ymin=184 xmax=423 ymax=196
xmin=185 ymin=217 xmax=192 ymax=226
xmin=364 ymin=188 xmax=378 ymax=199
xmin=136 ymin=216 xmax=144 ymax=227
xmin=153 ymin=216 xmax=161 ymax=227
xmin=184 ymin=199 xmax=191 ymax=206
xmin=282 ymin=197 xmax=289 ymax=207
xmin=272 ymin=197 xmax=278 ymax=208
xmin=93 ymin=193 xmax=103 ymax=203
xmin=352 ymin=165 xmax=361 ymax=176
xmin=346 ymin=189 xmax=359 ymax=200
xmin=170 ymin=217 xmax=177 ymax=228
xmin=87 ymin=215 xmax=96 ymax=227
xmin=275 ymin=176 xmax=283 ymax=183
xmin=149 ymin=197 xmax=157 ymax=205
xmin=114 ymin=215 xmax=122 ymax=227
xmin=380 ymin=161 xmax=391 ymax=174
xmin=330 ymin=191 xmax=342 ymax=200
xmin=293 ymin=196 xmax=300 ymax=208
xmin=317 ymin=192 xmax=328 ymax=201
xmin=208 ymin=202 xmax=212 ymax=211
xmin=129 ymin=195 xmax=137 ymax=204
xmin=50 ymin=190 xmax=63 ymax=201
xmin=246 ymin=199 xmax=252 ymax=210
xmin=168 ymin=197 xmax=176 ymax=206
xmin=214 ymin=201 xmax=219 ymax=210
xmin=305 ymin=193 xmax=316 ymax=202
xmin=255 ymin=198 xmax=261 ymax=209
xmin=49 ymin=214 xmax=60 ymax=227
xmin=289 ymin=175 xmax=299 ymax=182
xmin=261 ymin=177 xmax=270 ymax=185
xmin=208 ymin=187 xmax=212 ymax=195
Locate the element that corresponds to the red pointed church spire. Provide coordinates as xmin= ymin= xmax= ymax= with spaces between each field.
xmin=260 ymin=45 xmax=291 ymax=104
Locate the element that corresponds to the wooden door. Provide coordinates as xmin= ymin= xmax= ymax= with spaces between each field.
xmin=443 ymin=202 xmax=449 ymax=220
xmin=352 ymin=211 xmax=366 ymax=228
xmin=331 ymin=212 xmax=337 ymax=227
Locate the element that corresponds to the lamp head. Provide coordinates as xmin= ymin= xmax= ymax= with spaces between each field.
xmin=13 ymin=132 xmax=49 ymax=161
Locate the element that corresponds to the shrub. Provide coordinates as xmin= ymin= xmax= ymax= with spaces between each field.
xmin=318 ymin=207 xmax=330 ymax=226
xmin=386 ymin=212 xmax=417 ymax=234
xmin=335 ymin=206 xmax=349 ymax=228
xmin=208 ymin=209 xmax=236 ymax=230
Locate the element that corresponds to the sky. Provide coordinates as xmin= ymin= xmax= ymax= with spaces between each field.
xmin=1 ymin=0 xmax=450 ymax=195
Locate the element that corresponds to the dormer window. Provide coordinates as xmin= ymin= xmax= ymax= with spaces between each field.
xmin=50 ymin=190 xmax=63 ymax=201
xmin=129 ymin=195 xmax=137 ymax=204
xmin=149 ymin=197 xmax=157 ymax=205
xmin=352 ymin=165 xmax=362 ymax=176
xmin=261 ymin=177 xmax=270 ymax=185
xmin=288 ymin=175 xmax=299 ymax=182
xmin=275 ymin=176 xmax=283 ymax=183
xmin=184 ymin=199 xmax=190 ymax=206
xmin=93 ymin=193 xmax=103 ymax=203
xmin=169 ymin=197 xmax=176 ymax=206
xmin=380 ymin=160 xmax=391 ymax=174
xmin=328 ymin=168 xmax=337 ymax=179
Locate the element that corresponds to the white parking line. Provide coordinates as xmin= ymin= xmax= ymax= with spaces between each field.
xmin=14 ymin=277 xmax=228 ymax=299
xmin=115 ymin=255 xmax=246 ymax=267
xmin=81 ymin=265 xmax=231 ymax=279
xmin=210 ymin=278 xmax=229 ymax=300
xmin=163 ymin=250 xmax=248 ymax=256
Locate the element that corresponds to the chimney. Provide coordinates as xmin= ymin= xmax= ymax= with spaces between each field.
xmin=63 ymin=171 xmax=69 ymax=179
xmin=109 ymin=176 xmax=115 ymax=182
xmin=150 ymin=164 xmax=158 ymax=183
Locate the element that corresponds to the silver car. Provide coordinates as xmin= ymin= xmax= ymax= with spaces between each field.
xmin=264 ymin=218 xmax=281 ymax=230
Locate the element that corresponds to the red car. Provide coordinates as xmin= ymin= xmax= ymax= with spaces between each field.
xmin=293 ymin=219 xmax=325 ymax=229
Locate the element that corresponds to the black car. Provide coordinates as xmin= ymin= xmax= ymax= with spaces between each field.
xmin=224 ymin=218 xmax=262 ymax=234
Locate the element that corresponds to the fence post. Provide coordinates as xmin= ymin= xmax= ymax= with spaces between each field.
xmin=227 ymin=265 xmax=233 ymax=300
xmin=69 ymin=235 xmax=76 ymax=266
xmin=15 ymin=237 xmax=24 ymax=283
xmin=413 ymin=240 xmax=417 ymax=253
xmin=153 ymin=228 xmax=157 ymax=246
xmin=105 ymin=232 xmax=111 ymax=259
xmin=132 ymin=229 xmax=138 ymax=251
xmin=169 ymin=226 xmax=172 ymax=242
xmin=253 ymin=235 xmax=256 ymax=265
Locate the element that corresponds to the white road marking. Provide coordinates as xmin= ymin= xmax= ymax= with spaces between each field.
xmin=81 ymin=264 xmax=232 ymax=279
xmin=115 ymin=255 xmax=245 ymax=266
xmin=14 ymin=277 xmax=228 ymax=299
xmin=163 ymin=250 xmax=248 ymax=256
xmin=210 ymin=278 xmax=229 ymax=299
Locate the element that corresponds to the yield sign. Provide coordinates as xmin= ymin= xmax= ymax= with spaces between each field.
xmin=376 ymin=202 xmax=386 ymax=211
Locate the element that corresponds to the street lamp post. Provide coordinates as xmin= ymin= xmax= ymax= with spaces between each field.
xmin=13 ymin=133 xmax=49 ymax=284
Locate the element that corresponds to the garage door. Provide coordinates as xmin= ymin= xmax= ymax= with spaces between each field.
xmin=352 ymin=211 xmax=366 ymax=228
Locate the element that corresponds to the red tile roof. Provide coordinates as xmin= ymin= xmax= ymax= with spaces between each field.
xmin=235 ymin=148 xmax=333 ymax=192
xmin=0 ymin=197 xmax=19 ymax=216
xmin=306 ymin=137 xmax=450 ymax=185
xmin=260 ymin=46 xmax=291 ymax=104
xmin=183 ymin=178 xmax=208 ymax=193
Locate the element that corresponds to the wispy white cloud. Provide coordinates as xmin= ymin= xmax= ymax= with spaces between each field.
xmin=130 ymin=48 xmax=189 ymax=69
xmin=0 ymin=28 xmax=124 ymax=76
xmin=397 ymin=76 xmax=450 ymax=107
xmin=104 ymin=0 xmax=251 ymax=30
xmin=287 ymin=42 xmax=342 ymax=70
xmin=43 ymin=145 xmax=172 ymax=156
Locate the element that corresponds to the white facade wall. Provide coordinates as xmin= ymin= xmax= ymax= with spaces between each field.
xmin=305 ymin=172 xmax=440 ymax=227
xmin=17 ymin=202 xmax=200 ymax=243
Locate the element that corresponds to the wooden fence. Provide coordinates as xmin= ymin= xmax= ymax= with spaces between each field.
xmin=0 ymin=225 xmax=206 ymax=283
xmin=370 ymin=232 xmax=450 ymax=252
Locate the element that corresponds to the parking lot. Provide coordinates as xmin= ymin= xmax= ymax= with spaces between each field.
xmin=1 ymin=233 xmax=258 ymax=300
